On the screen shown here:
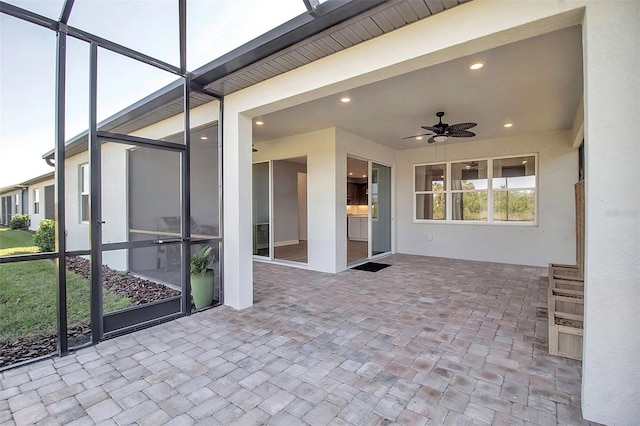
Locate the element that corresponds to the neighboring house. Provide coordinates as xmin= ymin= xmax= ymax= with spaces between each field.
xmin=0 ymin=184 xmax=27 ymax=227
xmin=6 ymin=1 xmax=638 ymax=424
xmin=22 ymin=172 xmax=55 ymax=231
xmin=0 ymin=172 xmax=55 ymax=229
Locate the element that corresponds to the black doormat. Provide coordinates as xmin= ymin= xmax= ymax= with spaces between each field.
xmin=352 ymin=262 xmax=391 ymax=272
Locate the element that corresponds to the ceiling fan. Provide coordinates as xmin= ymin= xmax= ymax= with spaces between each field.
xmin=403 ymin=111 xmax=477 ymax=143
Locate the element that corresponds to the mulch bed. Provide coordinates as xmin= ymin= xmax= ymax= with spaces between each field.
xmin=1 ymin=257 xmax=180 ymax=368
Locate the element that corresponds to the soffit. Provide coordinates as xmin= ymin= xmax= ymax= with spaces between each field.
xmin=203 ymin=0 xmax=471 ymax=96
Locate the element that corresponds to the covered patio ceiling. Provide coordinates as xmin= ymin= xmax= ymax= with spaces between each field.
xmin=252 ymin=25 xmax=584 ymax=149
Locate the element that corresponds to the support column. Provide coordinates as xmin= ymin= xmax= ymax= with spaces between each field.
xmin=582 ymin=2 xmax=640 ymax=424
xmin=222 ymin=108 xmax=253 ymax=309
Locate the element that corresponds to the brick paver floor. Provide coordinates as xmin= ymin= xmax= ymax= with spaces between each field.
xmin=1 ymin=254 xmax=596 ymax=425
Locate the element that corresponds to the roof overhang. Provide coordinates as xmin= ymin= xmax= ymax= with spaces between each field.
xmin=42 ymin=0 xmax=470 ymax=161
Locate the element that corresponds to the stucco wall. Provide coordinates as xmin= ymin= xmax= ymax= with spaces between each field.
xmin=396 ymin=130 xmax=577 ymax=267
xmin=27 ymin=178 xmax=55 ymax=231
xmin=581 ymin=2 xmax=640 ymax=423
xmin=64 ymin=152 xmax=90 ymax=252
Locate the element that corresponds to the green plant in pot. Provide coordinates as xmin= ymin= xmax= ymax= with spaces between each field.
xmin=190 ymin=245 xmax=214 ymax=310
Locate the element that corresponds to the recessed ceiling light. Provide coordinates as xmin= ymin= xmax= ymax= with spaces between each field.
xmin=469 ymin=61 xmax=484 ymax=70
xmin=522 ymin=160 xmax=528 ymax=164
xmin=349 ymin=172 xmax=353 ymax=176
xmin=503 ymin=123 xmax=513 ymax=128
xmin=200 ymin=136 xmax=208 ymax=140
xmin=362 ymin=175 xmax=366 ymax=178
xmin=255 ymin=120 xmax=264 ymax=126
xmin=340 ymin=97 xmax=351 ymax=103
xmin=416 ymin=136 xmax=423 ymax=140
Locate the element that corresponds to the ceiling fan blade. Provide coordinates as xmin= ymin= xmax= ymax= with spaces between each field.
xmin=402 ymin=132 xmax=434 ymax=140
xmin=421 ymin=126 xmax=442 ymax=133
xmin=449 ymin=130 xmax=476 ymax=138
xmin=427 ymin=136 xmax=437 ymax=144
xmin=447 ymin=122 xmax=477 ymax=132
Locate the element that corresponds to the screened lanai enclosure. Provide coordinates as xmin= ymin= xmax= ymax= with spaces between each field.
xmin=0 ymin=0 xmax=230 ymax=369
xmin=0 ymin=0 xmax=398 ymax=371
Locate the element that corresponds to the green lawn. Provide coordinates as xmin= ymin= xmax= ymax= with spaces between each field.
xmin=0 ymin=226 xmax=131 ymax=342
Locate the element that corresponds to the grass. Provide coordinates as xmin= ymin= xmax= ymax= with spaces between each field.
xmin=0 ymin=226 xmax=38 ymax=256
xmin=0 ymin=226 xmax=131 ymax=342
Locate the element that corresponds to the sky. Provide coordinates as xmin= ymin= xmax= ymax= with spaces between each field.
xmin=0 ymin=0 xmax=307 ymax=188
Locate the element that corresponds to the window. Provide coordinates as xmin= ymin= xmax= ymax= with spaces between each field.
xmin=492 ymin=155 xmax=536 ymax=222
xmin=15 ymin=193 xmax=20 ymax=213
xmin=80 ymin=164 xmax=89 ymax=222
xmin=451 ymin=160 xmax=488 ymax=221
xmin=414 ymin=155 xmax=537 ymax=224
xmin=415 ymin=164 xmax=446 ymax=220
xmin=33 ymin=188 xmax=40 ymax=214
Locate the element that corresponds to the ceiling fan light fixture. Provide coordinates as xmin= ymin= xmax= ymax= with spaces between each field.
xmin=433 ymin=135 xmax=448 ymax=143
xmin=416 ymin=136 xmax=423 ymax=140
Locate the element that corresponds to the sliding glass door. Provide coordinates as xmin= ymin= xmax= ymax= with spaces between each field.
xmin=252 ymin=158 xmax=308 ymax=264
xmin=371 ymin=162 xmax=392 ymax=257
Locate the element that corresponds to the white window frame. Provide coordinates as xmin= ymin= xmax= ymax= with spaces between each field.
xmin=15 ymin=193 xmax=20 ymax=213
xmin=414 ymin=154 xmax=538 ymax=225
xmin=450 ymin=159 xmax=490 ymax=223
xmin=80 ymin=163 xmax=90 ymax=223
xmin=33 ymin=188 xmax=40 ymax=215
xmin=414 ymin=163 xmax=447 ymax=221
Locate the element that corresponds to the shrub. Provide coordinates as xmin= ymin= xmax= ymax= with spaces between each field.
xmin=9 ymin=214 xmax=29 ymax=230
xmin=34 ymin=219 xmax=55 ymax=252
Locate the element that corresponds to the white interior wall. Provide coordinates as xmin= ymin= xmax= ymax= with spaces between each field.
xmin=253 ymin=128 xmax=337 ymax=272
xmin=581 ymin=2 xmax=640 ymax=423
xmin=396 ymin=130 xmax=577 ymax=267
xmin=272 ymin=160 xmax=305 ymax=246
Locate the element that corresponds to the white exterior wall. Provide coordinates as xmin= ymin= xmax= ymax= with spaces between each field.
xmin=63 ymin=101 xmax=219 ymax=270
xmin=27 ymin=178 xmax=55 ymax=231
xmin=100 ymin=143 xmax=129 ymax=270
xmin=64 ymin=144 xmax=129 ymax=271
xmin=64 ymin=152 xmax=90 ymax=251
xmin=396 ymin=130 xmax=577 ymax=267
xmin=581 ymin=2 xmax=640 ymax=423
xmin=222 ymin=1 xmax=639 ymax=422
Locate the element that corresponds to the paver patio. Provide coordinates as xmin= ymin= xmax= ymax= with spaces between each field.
xmin=0 ymin=254 xmax=596 ymax=425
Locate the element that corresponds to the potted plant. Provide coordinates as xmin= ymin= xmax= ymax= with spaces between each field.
xmin=190 ymin=245 xmax=214 ymax=309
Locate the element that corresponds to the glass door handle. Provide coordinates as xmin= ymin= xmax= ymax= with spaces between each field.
xmin=154 ymin=238 xmax=182 ymax=244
